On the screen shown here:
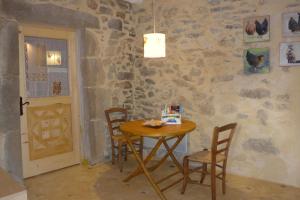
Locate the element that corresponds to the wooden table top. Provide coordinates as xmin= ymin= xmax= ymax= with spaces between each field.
xmin=120 ymin=119 xmax=196 ymax=137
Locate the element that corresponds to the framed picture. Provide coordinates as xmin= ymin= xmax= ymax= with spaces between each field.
xmin=282 ymin=12 xmax=300 ymax=37
xmin=244 ymin=15 xmax=270 ymax=43
xmin=244 ymin=48 xmax=270 ymax=74
xmin=280 ymin=42 xmax=300 ymax=66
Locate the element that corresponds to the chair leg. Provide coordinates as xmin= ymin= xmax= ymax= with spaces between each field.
xmin=211 ymin=163 xmax=216 ymax=200
xmin=181 ymin=156 xmax=189 ymax=194
xmin=200 ymin=163 xmax=207 ymax=184
xmin=124 ymin=144 xmax=128 ymax=161
xmin=139 ymin=137 xmax=144 ymax=159
xmin=111 ymin=140 xmax=115 ymax=165
xmin=222 ymin=162 xmax=227 ymax=195
xmin=118 ymin=141 xmax=123 ymax=172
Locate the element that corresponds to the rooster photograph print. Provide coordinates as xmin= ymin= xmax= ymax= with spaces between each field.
xmin=244 ymin=16 xmax=270 ymax=43
xmin=280 ymin=42 xmax=300 ymax=66
xmin=283 ymin=12 xmax=300 ymax=37
xmin=244 ymin=48 xmax=270 ymax=74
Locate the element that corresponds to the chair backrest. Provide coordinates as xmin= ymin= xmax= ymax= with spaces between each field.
xmin=211 ymin=123 xmax=237 ymax=163
xmin=104 ymin=107 xmax=128 ymax=138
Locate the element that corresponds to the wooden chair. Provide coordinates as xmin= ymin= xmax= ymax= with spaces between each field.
xmin=181 ymin=123 xmax=237 ymax=200
xmin=105 ymin=107 xmax=143 ymax=172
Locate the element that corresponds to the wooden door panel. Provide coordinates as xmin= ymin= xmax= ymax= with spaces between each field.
xmin=19 ymin=25 xmax=80 ymax=178
xmin=27 ymin=103 xmax=72 ymax=160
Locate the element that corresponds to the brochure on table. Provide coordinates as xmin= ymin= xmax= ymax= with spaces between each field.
xmin=161 ymin=104 xmax=183 ymax=124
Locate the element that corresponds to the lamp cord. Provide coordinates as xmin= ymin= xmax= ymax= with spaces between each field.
xmin=153 ymin=0 xmax=156 ymax=33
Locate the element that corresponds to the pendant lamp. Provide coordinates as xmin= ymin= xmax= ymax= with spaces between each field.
xmin=143 ymin=0 xmax=166 ymax=58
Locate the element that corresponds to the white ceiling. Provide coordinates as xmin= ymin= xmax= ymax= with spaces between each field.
xmin=125 ymin=0 xmax=144 ymax=4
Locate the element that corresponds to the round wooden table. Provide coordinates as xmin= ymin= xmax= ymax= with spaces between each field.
xmin=120 ymin=119 xmax=196 ymax=200
xmin=120 ymin=119 xmax=196 ymax=137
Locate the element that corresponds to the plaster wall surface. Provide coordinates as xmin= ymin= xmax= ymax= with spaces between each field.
xmin=133 ymin=0 xmax=300 ymax=187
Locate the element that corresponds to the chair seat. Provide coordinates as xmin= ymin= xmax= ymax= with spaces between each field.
xmin=188 ymin=150 xmax=226 ymax=163
xmin=112 ymin=134 xmax=141 ymax=142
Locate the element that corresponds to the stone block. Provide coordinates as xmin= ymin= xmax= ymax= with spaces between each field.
xmin=0 ymin=19 xmax=19 ymax=76
xmin=0 ymin=133 xmax=7 ymax=169
xmin=3 ymin=0 xmax=99 ymax=29
xmin=257 ymin=109 xmax=268 ymax=126
xmin=85 ymin=30 xmax=101 ymax=57
xmin=186 ymin=33 xmax=202 ymax=38
xmin=117 ymin=72 xmax=134 ymax=80
xmin=88 ymin=120 xmax=105 ymax=163
xmin=108 ymin=18 xmax=123 ymax=31
xmin=145 ymin=78 xmax=155 ymax=85
xmin=99 ymin=6 xmax=113 ymax=15
xmin=276 ymin=104 xmax=288 ymax=111
xmin=115 ymin=81 xmax=132 ymax=89
xmin=0 ymin=75 xmax=20 ymax=132
xmin=210 ymin=6 xmax=234 ymax=13
xmin=110 ymin=31 xmax=126 ymax=39
xmin=116 ymin=11 xmax=126 ymax=20
xmin=263 ymin=101 xmax=273 ymax=110
xmin=139 ymin=67 xmax=156 ymax=76
xmin=81 ymin=58 xmax=105 ymax=87
xmin=208 ymin=0 xmax=221 ymax=5
xmin=276 ymin=94 xmax=290 ymax=102
xmin=85 ymin=88 xmax=111 ymax=119
xmin=240 ymin=88 xmax=271 ymax=99
xmin=138 ymin=15 xmax=152 ymax=23
xmin=5 ymin=129 xmax=22 ymax=179
xmin=243 ymin=138 xmax=279 ymax=155
xmin=87 ymin=0 xmax=98 ymax=10
xmin=211 ymin=75 xmax=234 ymax=83
xmin=116 ymin=0 xmax=131 ymax=10
xmin=148 ymin=91 xmax=154 ymax=98
xmin=86 ymin=88 xmax=97 ymax=119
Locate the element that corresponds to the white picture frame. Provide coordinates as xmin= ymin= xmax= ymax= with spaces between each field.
xmin=282 ymin=12 xmax=300 ymax=37
xmin=280 ymin=42 xmax=300 ymax=66
xmin=243 ymin=15 xmax=270 ymax=43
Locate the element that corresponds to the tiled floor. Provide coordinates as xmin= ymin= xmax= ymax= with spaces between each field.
xmin=25 ymin=160 xmax=300 ymax=200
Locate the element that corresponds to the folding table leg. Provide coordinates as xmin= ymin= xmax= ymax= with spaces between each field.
xmin=124 ymin=137 xmax=164 ymax=182
xmin=148 ymin=135 xmax=185 ymax=172
xmin=161 ymin=136 xmax=184 ymax=172
xmin=124 ymin=134 xmax=167 ymax=200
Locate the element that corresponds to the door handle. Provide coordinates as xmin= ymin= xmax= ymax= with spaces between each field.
xmin=20 ymin=97 xmax=30 ymax=116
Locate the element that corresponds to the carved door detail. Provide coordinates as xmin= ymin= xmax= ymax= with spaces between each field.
xmin=27 ymin=103 xmax=73 ymax=160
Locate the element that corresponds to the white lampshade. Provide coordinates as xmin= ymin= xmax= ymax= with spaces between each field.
xmin=144 ymin=33 xmax=166 ymax=58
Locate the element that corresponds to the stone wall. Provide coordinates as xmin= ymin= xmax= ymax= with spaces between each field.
xmin=0 ymin=13 xmax=22 ymax=180
xmin=1 ymin=0 xmax=300 ymax=188
xmin=79 ymin=0 xmax=136 ymax=162
xmin=25 ymin=0 xmax=136 ymax=163
xmin=0 ymin=0 xmax=136 ymax=178
xmin=133 ymin=0 xmax=300 ymax=187
xmin=47 ymin=0 xmax=137 ymax=162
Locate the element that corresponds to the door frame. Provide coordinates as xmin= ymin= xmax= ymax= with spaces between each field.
xmin=19 ymin=23 xmax=82 ymax=178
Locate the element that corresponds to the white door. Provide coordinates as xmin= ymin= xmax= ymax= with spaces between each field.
xmin=19 ymin=25 xmax=81 ymax=178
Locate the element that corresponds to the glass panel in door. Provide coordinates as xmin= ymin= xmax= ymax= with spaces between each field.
xmin=24 ymin=37 xmax=70 ymax=97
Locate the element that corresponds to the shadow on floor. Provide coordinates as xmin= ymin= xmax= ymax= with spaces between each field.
xmin=25 ymin=161 xmax=300 ymax=200
xmin=95 ymin=161 xmax=300 ymax=200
